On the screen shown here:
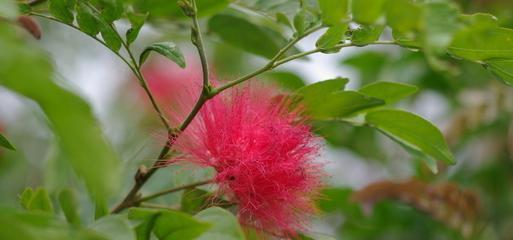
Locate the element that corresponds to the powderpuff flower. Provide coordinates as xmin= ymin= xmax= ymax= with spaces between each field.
xmin=173 ymin=84 xmax=324 ymax=236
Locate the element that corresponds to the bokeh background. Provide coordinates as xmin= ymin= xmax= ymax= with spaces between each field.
xmin=2 ymin=0 xmax=513 ymax=239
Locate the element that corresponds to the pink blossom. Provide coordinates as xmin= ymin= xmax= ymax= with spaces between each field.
xmin=174 ymin=84 xmax=324 ymax=236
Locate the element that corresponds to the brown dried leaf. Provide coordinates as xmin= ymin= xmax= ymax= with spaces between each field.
xmin=352 ymin=179 xmax=481 ymax=238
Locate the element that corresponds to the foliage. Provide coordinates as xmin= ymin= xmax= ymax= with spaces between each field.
xmin=1 ymin=0 xmax=513 ymax=239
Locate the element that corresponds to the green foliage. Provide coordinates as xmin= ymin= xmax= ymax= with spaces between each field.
xmin=485 ymin=59 xmax=513 ymax=86
xmin=20 ymin=188 xmax=54 ymax=213
xmin=139 ymin=42 xmax=186 ymax=67
xmin=0 ymin=209 xmax=107 ymax=240
xmin=358 ymin=81 xmax=418 ymax=105
xmin=316 ymin=24 xmax=347 ymax=50
xmin=352 ymin=0 xmax=387 ymax=24
xmin=100 ymin=23 xmax=122 ymax=52
xmin=76 ymin=2 xmax=100 ymax=36
xmin=0 ymin=24 xmax=121 ymax=203
xmin=449 ymin=26 xmax=513 ymax=60
xmin=293 ymin=8 xmax=318 ymax=36
xmin=128 ymin=208 xmax=210 ymax=240
xmin=180 ymin=188 xmax=210 ymax=214
xmin=126 ymin=12 xmax=148 ymax=45
xmin=317 ymin=0 xmax=349 ymax=25
xmin=263 ymin=71 xmax=307 ymax=91
xmin=318 ymin=188 xmax=464 ymax=239
xmin=351 ymin=24 xmax=385 ymax=46
xmin=4 ymin=0 xmax=513 ymax=238
xmin=0 ymin=133 xmax=15 ymax=150
xmin=194 ymin=207 xmax=245 ymax=240
xmin=365 ymin=110 xmax=455 ymax=172
xmin=49 ymin=0 xmax=75 ymax=24
xmin=89 ymin=215 xmax=136 ymax=240
xmin=58 ymin=189 xmax=81 ymax=225
xmin=386 ymin=0 xmax=421 ymax=34
xmin=297 ymin=79 xmax=385 ymax=119
xmin=208 ymin=14 xmax=297 ymax=59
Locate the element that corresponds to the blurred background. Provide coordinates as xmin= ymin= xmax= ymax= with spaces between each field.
xmin=2 ymin=0 xmax=513 ymax=239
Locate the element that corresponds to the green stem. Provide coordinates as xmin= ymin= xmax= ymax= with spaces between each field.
xmin=30 ymin=12 xmax=134 ymax=69
xmin=111 ymin=0 xmax=213 ymax=213
xmin=111 ymin=180 xmax=212 ymax=213
xmin=211 ymin=25 xmax=324 ymax=95
xmin=137 ymin=180 xmax=212 ymax=203
xmin=81 ymin=1 xmax=172 ymax=131
xmin=213 ymin=41 xmax=397 ymax=95
xmin=191 ymin=0 xmax=210 ymax=88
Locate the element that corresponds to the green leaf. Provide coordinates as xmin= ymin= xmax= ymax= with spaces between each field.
xmin=49 ymin=0 xmax=75 ymax=24
xmin=298 ymin=79 xmax=385 ymax=119
xmin=0 ymin=24 xmax=121 ymax=203
xmin=351 ymin=25 xmax=385 ymax=46
xmin=421 ymin=2 xmax=460 ymax=55
xmin=0 ymin=209 xmax=107 ymax=240
xmin=98 ymin=0 xmax=123 ymax=23
xmin=293 ymin=9 xmax=317 ymax=36
xmin=358 ymin=81 xmax=418 ymax=105
xmin=317 ymin=0 xmax=349 ymax=25
xmin=208 ymin=14 xmax=297 ymax=59
xmin=140 ymin=42 xmax=185 ymax=67
xmin=352 ymin=0 xmax=387 ymax=24
xmin=296 ymin=78 xmax=349 ymax=97
xmin=194 ymin=207 xmax=245 ymax=240
xmin=129 ymin=209 xmax=158 ymax=240
xmin=59 ymin=189 xmax=81 ymax=225
xmin=310 ymin=91 xmax=384 ymax=118
xmin=276 ymin=12 xmax=293 ymax=28
xmin=365 ymin=110 xmax=455 ymax=170
xmin=316 ymin=24 xmax=347 ymax=50
xmin=484 ymin=59 xmax=513 ymax=86
xmin=386 ymin=0 xmax=420 ymax=34
xmin=0 ymin=133 xmax=15 ymax=150
xmin=263 ymin=71 xmax=306 ymax=91
xmin=181 ymin=188 xmax=210 ymax=215
xmin=27 ymin=188 xmax=54 ymax=213
xmin=89 ymin=215 xmax=136 ymax=240
xmin=18 ymin=3 xmax=32 ymax=14
xmin=126 ymin=12 xmax=148 ymax=45
xmin=19 ymin=188 xmax=34 ymax=210
xmin=128 ymin=208 xmax=210 ymax=240
xmin=99 ymin=23 xmax=122 ymax=51
xmin=449 ymin=27 xmax=513 ymax=61
xmin=76 ymin=2 xmax=100 ymax=36
xmin=459 ymin=13 xmax=498 ymax=30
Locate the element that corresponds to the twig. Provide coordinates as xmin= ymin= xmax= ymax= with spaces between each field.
xmin=111 ymin=0 xmax=213 ymax=213
xmin=111 ymin=180 xmax=212 ymax=213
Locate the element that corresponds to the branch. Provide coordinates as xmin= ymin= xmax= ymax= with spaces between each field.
xmin=83 ymin=1 xmax=173 ymax=131
xmin=213 ymin=40 xmax=397 ymax=96
xmin=111 ymin=0 xmax=213 ymax=213
xmin=211 ymin=25 xmax=323 ymax=95
xmin=111 ymin=180 xmax=212 ymax=213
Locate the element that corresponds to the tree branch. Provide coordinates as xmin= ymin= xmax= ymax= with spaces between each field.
xmin=111 ymin=180 xmax=212 ymax=213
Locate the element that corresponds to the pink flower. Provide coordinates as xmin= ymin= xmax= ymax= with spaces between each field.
xmin=174 ymin=84 xmax=324 ymax=236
